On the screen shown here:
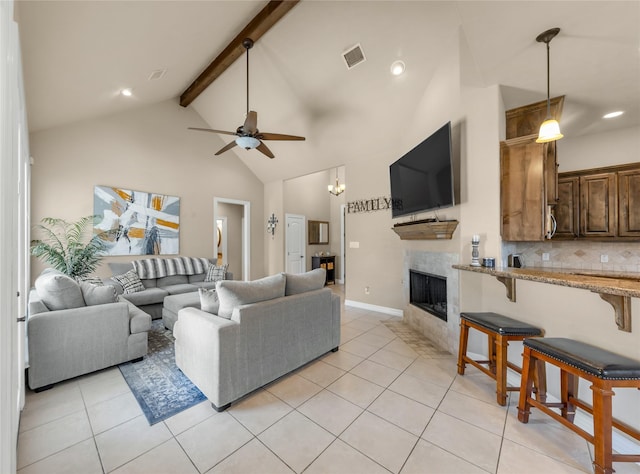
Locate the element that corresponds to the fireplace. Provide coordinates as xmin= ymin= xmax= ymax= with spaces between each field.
xmin=409 ymin=270 xmax=447 ymax=321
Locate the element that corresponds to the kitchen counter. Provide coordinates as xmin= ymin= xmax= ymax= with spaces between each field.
xmin=452 ymin=264 xmax=640 ymax=332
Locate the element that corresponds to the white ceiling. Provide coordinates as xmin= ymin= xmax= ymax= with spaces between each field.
xmin=16 ymin=1 xmax=640 ymax=183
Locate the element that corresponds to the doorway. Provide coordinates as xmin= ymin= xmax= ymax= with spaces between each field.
xmin=213 ymin=197 xmax=250 ymax=281
xmin=285 ymin=214 xmax=305 ymax=274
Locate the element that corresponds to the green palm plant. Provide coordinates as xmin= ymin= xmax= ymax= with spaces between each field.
xmin=30 ymin=215 xmax=110 ymax=278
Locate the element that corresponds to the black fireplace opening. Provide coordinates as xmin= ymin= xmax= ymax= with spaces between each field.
xmin=409 ymin=269 xmax=447 ymax=321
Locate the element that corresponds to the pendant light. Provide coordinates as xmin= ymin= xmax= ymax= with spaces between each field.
xmin=536 ymin=27 xmax=563 ymax=143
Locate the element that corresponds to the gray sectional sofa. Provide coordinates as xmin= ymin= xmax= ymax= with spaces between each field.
xmin=27 ymin=269 xmax=151 ymax=391
xmin=174 ymin=270 xmax=340 ymax=411
xmin=108 ymin=257 xmax=229 ymax=321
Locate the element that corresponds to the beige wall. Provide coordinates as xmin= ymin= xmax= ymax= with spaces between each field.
xmin=29 ymin=99 xmax=265 ymax=281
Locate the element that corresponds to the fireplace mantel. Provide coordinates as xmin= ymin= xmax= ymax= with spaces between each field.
xmin=392 ymin=219 xmax=458 ymax=240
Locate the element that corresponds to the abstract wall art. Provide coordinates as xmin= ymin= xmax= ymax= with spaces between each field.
xmin=93 ymin=185 xmax=180 ymax=256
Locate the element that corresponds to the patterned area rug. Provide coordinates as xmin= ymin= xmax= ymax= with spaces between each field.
xmin=119 ymin=320 xmax=206 ymax=425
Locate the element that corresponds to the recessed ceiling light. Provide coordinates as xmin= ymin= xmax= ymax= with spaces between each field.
xmin=390 ymin=60 xmax=405 ymax=76
xmin=603 ymin=111 xmax=624 ymax=119
xmin=120 ymin=88 xmax=133 ymax=97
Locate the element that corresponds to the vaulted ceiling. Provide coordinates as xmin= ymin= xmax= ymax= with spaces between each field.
xmin=16 ymin=1 xmax=640 ymax=183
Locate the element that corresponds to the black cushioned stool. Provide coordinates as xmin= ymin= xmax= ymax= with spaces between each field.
xmin=457 ymin=312 xmax=545 ymax=406
xmin=518 ymin=337 xmax=640 ymax=474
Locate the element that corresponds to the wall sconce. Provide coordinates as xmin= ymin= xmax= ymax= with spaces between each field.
xmin=266 ymin=213 xmax=278 ymax=237
xmin=328 ymin=168 xmax=345 ymax=196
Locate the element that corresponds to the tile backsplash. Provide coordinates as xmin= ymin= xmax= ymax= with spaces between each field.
xmin=501 ymin=240 xmax=640 ymax=273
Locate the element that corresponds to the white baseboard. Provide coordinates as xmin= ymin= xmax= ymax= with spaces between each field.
xmin=466 ymin=351 xmax=640 ymax=458
xmin=344 ymin=299 xmax=403 ymax=317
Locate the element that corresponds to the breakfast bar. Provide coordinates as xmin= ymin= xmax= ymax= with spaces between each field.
xmin=453 ymin=265 xmax=640 ymax=332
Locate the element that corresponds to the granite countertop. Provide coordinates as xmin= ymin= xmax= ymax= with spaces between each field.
xmin=452 ymin=264 xmax=640 ymax=298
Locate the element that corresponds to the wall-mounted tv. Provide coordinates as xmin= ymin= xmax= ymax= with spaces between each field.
xmin=389 ymin=121 xmax=454 ymax=219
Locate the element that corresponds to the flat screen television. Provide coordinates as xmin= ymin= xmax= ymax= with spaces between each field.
xmin=389 ymin=121 xmax=454 ymax=218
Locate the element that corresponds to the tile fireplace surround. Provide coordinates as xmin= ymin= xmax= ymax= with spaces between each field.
xmin=403 ymin=251 xmax=460 ymax=354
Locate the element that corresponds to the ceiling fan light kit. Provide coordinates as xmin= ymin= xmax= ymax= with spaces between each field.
xmin=536 ymin=27 xmax=563 ymax=144
xmin=188 ymin=38 xmax=305 ymax=159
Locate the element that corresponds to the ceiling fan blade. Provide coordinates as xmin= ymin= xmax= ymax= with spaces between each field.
xmin=188 ymin=127 xmax=238 ymax=137
xmin=214 ymin=140 xmax=238 ymax=156
xmin=256 ymin=141 xmax=275 ymax=159
xmin=243 ymin=111 xmax=258 ymax=135
xmin=258 ymin=132 xmax=306 ymax=141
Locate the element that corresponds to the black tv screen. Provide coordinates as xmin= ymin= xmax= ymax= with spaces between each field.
xmin=389 ymin=122 xmax=454 ymax=218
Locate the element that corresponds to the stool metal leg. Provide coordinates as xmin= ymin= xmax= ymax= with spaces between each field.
xmin=457 ymin=320 xmax=469 ymax=375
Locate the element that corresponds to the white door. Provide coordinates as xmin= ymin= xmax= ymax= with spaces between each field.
xmin=285 ymin=214 xmax=305 ymax=274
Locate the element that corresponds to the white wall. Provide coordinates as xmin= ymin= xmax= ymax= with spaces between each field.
xmin=29 ymin=99 xmax=266 ymax=281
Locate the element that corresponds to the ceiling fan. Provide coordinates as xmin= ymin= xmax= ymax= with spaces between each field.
xmin=189 ymin=38 xmax=305 ymax=159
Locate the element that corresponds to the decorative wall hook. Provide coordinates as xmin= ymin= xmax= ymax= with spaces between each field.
xmin=266 ymin=213 xmax=278 ymax=237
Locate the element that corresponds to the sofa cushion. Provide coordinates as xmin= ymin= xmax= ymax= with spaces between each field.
xmin=35 ymin=271 xmax=85 ymax=311
xmin=108 ymin=262 xmax=134 ymax=276
xmin=112 ymin=270 xmax=145 ymax=294
xmin=120 ymin=287 xmax=169 ymax=306
xmin=216 ymin=273 xmax=286 ymax=319
xmin=198 ymin=288 xmax=219 ymax=314
xmin=284 ymin=268 xmax=326 ymax=295
xmin=205 ymin=263 xmax=229 ymax=283
xmin=157 ymin=275 xmax=189 ymax=287
xmin=164 ymin=284 xmax=197 ymax=295
xmin=79 ymin=282 xmax=118 ymax=306
xmin=191 ymin=281 xmax=217 ymax=290
xmin=188 ymin=273 xmax=206 ymax=283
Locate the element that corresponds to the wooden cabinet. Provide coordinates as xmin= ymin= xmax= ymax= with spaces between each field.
xmin=311 ymin=256 xmax=335 ymax=285
xmin=500 ymin=135 xmax=557 ymax=241
xmin=553 ymin=163 xmax=640 ymax=240
xmin=555 ymin=176 xmax=579 ymax=238
xmin=618 ymin=168 xmax=640 ymax=237
xmin=580 ymin=172 xmax=617 ymax=237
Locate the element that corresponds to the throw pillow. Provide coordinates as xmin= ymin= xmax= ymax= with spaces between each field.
xmin=198 ymin=287 xmax=219 ymax=314
xmin=75 ymin=275 xmax=104 ymax=286
xmin=216 ymin=273 xmax=286 ymax=319
xmin=205 ymin=263 xmax=229 ymax=282
xmin=111 ymin=269 xmax=145 ymax=294
xmin=35 ymin=270 xmax=85 ymax=311
xmin=284 ymin=268 xmax=326 ymax=295
xmin=80 ymin=281 xmax=118 ymax=306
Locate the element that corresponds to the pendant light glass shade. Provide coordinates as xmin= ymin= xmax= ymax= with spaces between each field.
xmin=536 ymin=118 xmax=563 ymax=143
xmin=536 ymin=27 xmax=563 ymax=144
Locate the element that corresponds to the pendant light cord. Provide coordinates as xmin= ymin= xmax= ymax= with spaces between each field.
xmin=546 ymin=40 xmax=551 ymax=117
xmin=246 ymin=45 xmax=250 ymax=116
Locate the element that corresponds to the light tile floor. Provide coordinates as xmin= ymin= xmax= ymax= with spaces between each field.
xmin=17 ymin=285 xmax=640 ymax=474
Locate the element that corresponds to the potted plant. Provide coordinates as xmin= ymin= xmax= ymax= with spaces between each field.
xmin=30 ymin=215 xmax=110 ymax=278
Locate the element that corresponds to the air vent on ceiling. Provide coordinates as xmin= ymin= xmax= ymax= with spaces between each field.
xmin=342 ymin=43 xmax=366 ymax=70
xmin=148 ymin=69 xmax=167 ymax=81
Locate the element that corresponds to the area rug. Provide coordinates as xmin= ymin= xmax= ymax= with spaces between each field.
xmin=119 ymin=320 xmax=206 ymax=425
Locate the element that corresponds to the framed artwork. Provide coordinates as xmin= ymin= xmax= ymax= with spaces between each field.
xmin=93 ymin=185 xmax=180 ymax=256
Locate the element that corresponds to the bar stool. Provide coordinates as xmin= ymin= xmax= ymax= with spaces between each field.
xmin=518 ymin=337 xmax=640 ymax=474
xmin=457 ymin=312 xmax=545 ymax=406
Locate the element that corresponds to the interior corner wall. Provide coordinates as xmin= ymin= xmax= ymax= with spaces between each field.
xmin=29 ymin=99 xmax=265 ymax=281
xmin=344 ymin=30 xmax=463 ymax=311
xmin=216 ymin=202 xmax=243 ymax=280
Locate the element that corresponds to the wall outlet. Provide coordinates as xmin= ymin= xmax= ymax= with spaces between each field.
xmin=364 ymin=286 xmax=370 ymax=295
xmin=542 ymin=252 xmax=550 ymax=261
xmin=601 ymin=254 xmax=609 ymax=263
xmin=349 ymin=241 xmax=360 ymax=249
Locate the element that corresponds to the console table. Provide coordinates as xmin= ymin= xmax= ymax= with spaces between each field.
xmin=453 ymin=265 xmax=640 ymax=332
xmin=312 ymin=256 xmax=335 ymax=285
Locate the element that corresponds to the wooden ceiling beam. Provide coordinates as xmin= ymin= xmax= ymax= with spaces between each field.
xmin=179 ymin=0 xmax=300 ymax=107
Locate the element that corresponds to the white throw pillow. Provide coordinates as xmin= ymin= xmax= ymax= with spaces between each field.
xmin=80 ymin=282 xmax=118 ymax=306
xmin=35 ymin=270 xmax=85 ymax=311
xmin=284 ymin=268 xmax=326 ymax=295
xmin=215 ymin=273 xmax=286 ymax=319
xmin=198 ymin=287 xmax=219 ymax=314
